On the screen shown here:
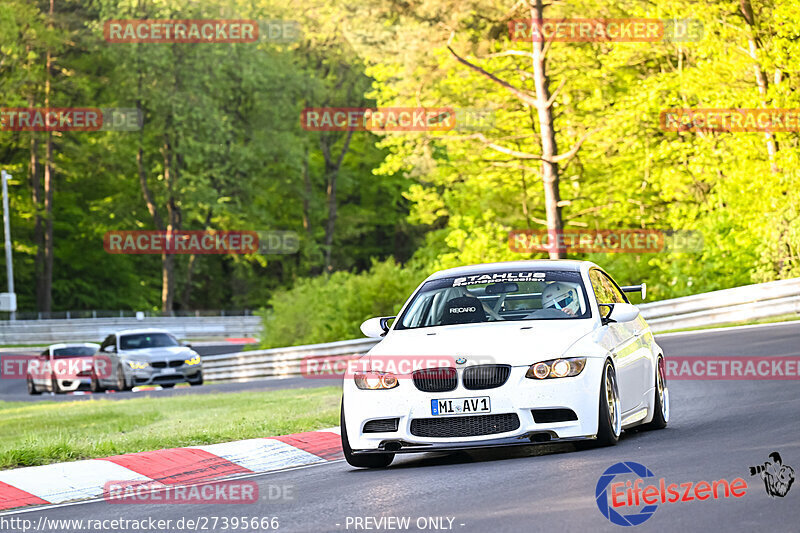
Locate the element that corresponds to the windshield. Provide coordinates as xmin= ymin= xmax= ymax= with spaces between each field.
xmin=120 ymin=333 xmax=179 ymax=350
xmin=395 ymin=270 xmax=591 ymax=330
xmin=53 ymin=346 xmax=97 ymax=358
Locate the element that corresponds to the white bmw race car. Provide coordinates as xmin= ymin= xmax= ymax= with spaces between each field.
xmin=341 ymin=260 xmax=669 ymax=468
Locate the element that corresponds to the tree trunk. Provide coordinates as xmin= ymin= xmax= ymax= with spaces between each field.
xmin=740 ymin=0 xmax=779 ymax=172
xmin=42 ymin=0 xmax=56 ymax=311
xmin=321 ymin=130 xmax=354 ymax=272
xmin=531 ymin=0 xmax=564 ymax=258
xmin=30 ymin=129 xmax=46 ymax=311
xmin=302 ymin=146 xmax=312 ymax=235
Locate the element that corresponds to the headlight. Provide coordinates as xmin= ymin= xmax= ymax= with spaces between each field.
xmin=525 ymin=357 xmax=586 ymax=379
xmin=125 ymin=361 xmax=149 ymax=370
xmin=184 ymin=355 xmax=201 ymax=366
xmin=354 ymin=371 xmax=398 ymax=390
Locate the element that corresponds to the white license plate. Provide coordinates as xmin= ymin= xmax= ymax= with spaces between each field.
xmin=431 ymin=396 xmax=490 ymax=416
xmin=161 ymin=367 xmax=176 ymax=374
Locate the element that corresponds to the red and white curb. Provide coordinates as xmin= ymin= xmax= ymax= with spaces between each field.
xmin=0 ymin=427 xmax=341 ymax=512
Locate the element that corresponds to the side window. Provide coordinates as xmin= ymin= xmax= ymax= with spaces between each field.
xmin=599 ymin=272 xmax=627 ymax=304
xmin=589 ymin=270 xmax=613 ymax=304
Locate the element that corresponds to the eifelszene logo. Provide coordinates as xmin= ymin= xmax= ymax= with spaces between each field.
xmin=596 ymin=461 xmax=748 ymax=526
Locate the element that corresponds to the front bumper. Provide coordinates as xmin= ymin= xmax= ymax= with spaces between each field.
xmin=343 ymin=358 xmax=604 ymax=453
xmin=124 ymin=365 xmax=202 ymax=386
xmin=56 ymin=378 xmax=90 ymax=392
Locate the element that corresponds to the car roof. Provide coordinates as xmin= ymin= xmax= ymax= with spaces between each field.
xmin=425 ymin=260 xmax=595 ymax=282
xmin=114 ymin=329 xmax=173 ymax=336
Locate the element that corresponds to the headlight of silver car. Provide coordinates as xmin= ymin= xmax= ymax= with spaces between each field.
xmin=125 ymin=360 xmax=149 ymax=370
xmin=184 ymin=355 xmax=201 ymax=366
xmin=525 ymin=357 xmax=586 ymax=379
xmin=354 ymin=371 xmax=398 ymax=390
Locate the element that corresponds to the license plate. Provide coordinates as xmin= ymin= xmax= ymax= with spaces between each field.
xmin=161 ymin=368 xmax=176 ymax=374
xmin=431 ymin=396 xmax=490 ymax=416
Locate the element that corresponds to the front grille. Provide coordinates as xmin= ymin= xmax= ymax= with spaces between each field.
xmin=363 ymin=418 xmax=399 ymax=433
xmin=412 ymin=367 xmax=457 ymax=392
xmin=410 ymin=413 xmax=520 ymax=438
xmin=169 ymin=360 xmax=184 ymax=368
xmin=463 ymin=365 xmax=511 ymax=390
xmin=531 ymin=408 xmax=578 ymax=424
xmin=151 ymin=362 xmax=166 ymax=368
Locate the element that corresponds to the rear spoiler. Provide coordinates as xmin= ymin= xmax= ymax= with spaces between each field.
xmin=621 ymin=283 xmax=646 ymax=300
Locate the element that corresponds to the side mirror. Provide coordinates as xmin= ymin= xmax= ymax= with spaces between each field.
xmin=360 ymin=316 xmax=396 ymax=338
xmin=103 ymin=345 xmax=116 ymax=353
xmin=181 ymin=341 xmax=193 ymax=349
xmin=599 ymin=303 xmax=641 ymax=325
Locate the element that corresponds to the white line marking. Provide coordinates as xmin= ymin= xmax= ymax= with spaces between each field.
xmin=0 ymin=459 xmax=345 ymax=517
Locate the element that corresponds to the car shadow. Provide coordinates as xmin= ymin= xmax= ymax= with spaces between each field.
xmin=347 ymin=431 xmax=643 ymax=472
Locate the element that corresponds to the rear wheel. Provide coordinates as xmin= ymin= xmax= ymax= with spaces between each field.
xmin=341 ymin=403 xmax=394 ymax=468
xmin=642 ymin=356 xmax=669 ymax=430
xmin=595 ymin=361 xmax=621 ymax=446
xmin=27 ymin=376 xmax=41 ymax=395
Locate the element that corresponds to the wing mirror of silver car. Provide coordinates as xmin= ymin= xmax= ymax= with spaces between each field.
xmin=360 ymin=316 xmax=396 ymax=338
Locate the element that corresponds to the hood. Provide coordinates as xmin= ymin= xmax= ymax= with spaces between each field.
xmin=369 ymin=320 xmax=598 ymax=367
xmin=121 ymin=346 xmax=195 ymax=360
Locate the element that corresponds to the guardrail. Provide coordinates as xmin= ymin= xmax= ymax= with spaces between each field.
xmin=638 ymin=277 xmax=800 ymax=331
xmin=203 ymin=277 xmax=800 ymax=383
xmin=0 ymin=316 xmax=262 ymax=344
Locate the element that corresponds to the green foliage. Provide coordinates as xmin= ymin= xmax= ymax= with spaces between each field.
xmin=261 ymin=258 xmax=424 ymax=347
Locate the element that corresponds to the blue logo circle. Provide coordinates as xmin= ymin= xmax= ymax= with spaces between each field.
xmin=596 ymin=462 xmax=658 ymax=526
xmin=455 ymin=357 xmax=467 ymax=364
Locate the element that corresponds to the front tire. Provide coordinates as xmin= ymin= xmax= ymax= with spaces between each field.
xmin=91 ymin=371 xmax=105 ymax=393
xmin=341 ymin=403 xmax=394 ymax=468
xmin=51 ymin=374 xmax=62 ymax=394
xmin=27 ymin=376 xmax=41 ymax=395
xmin=642 ymin=356 xmax=669 ymax=430
xmin=116 ymin=365 xmax=130 ymax=391
xmin=595 ymin=360 xmax=622 ymax=446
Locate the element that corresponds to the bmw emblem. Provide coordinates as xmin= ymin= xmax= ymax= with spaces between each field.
xmin=455 ymin=357 xmax=467 ymax=365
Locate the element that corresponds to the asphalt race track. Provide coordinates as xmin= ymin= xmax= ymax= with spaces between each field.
xmin=3 ymin=321 xmax=800 ymax=532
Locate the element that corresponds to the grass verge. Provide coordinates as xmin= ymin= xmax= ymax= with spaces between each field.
xmin=656 ymin=313 xmax=800 ymax=334
xmin=0 ymin=386 xmax=340 ymax=470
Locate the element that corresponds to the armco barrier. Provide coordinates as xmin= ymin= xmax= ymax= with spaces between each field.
xmin=0 ymin=316 xmax=262 ymax=345
xmin=203 ymin=277 xmax=800 ymax=383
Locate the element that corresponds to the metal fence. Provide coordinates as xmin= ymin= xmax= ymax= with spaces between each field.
xmin=0 ymin=315 xmax=262 ymax=345
xmin=202 ymin=277 xmax=800 ymax=383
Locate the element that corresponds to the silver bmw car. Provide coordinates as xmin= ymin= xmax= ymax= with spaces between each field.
xmin=91 ymin=328 xmax=203 ymax=391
